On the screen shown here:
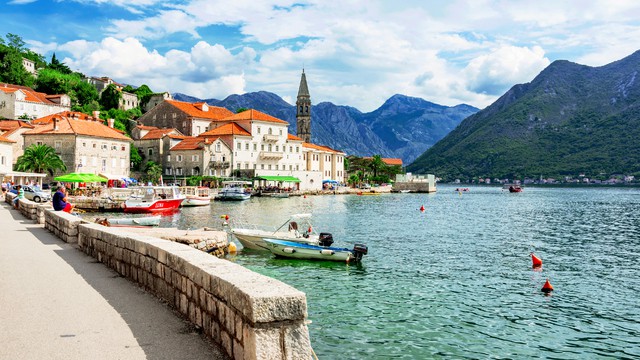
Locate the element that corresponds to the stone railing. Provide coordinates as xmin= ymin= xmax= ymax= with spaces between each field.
xmin=41 ymin=210 xmax=312 ymax=359
xmin=17 ymin=198 xmax=52 ymax=223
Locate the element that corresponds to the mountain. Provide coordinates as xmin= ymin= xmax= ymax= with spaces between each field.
xmin=407 ymin=50 xmax=640 ymax=180
xmin=173 ymin=92 xmax=478 ymax=164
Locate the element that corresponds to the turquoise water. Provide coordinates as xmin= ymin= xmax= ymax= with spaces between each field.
xmin=129 ymin=187 xmax=640 ymax=358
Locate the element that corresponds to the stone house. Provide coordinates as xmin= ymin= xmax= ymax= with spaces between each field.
xmin=0 ymin=83 xmax=70 ymax=120
xmin=137 ymin=100 xmax=234 ymax=136
xmin=23 ymin=112 xmax=132 ymax=180
xmin=143 ymin=92 xmax=173 ymax=112
xmin=132 ymin=125 xmax=187 ymax=168
xmin=22 ymin=57 xmax=37 ymax=75
xmin=0 ymin=120 xmax=34 ymax=165
xmin=84 ymin=76 xmax=139 ymax=111
xmin=166 ymin=137 xmax=232 ymax=181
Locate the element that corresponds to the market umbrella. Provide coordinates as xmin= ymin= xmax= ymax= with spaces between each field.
xmin=54 ymin=172 xmax=108 ymax=183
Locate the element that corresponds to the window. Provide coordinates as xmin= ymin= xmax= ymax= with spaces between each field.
xmin=237 ymin=142 xmax=242 ymax=150
xmin=209 ymin=169 xmax=214 ymax=176
xmin=93 ymin=143 xmax=97 ymax=148
xmin=253 ymin=164 xmax=257 ymax=169
xmin=112 ymin=144 xmax=117 ymax=150
xmin=268 ymin=164 xmax=272 ymax=170
xmin=289 ymin=165 xmax=292 ymax=170
xmin=54 ymin=141 xmax=61 ymax=149
xmin=275 ymin=145 xmax=279 ymax=152
xmin=296 ymin=165 xmax=299 ymax=171
xmin=196 ymin=126 xmax=201 ymax=135
xmin=121 ymin=145 xmax=125 ymax=151
xmin=176 ymin=155 xmax=183 ymax=161
xmin=253 ymin=144 xmax=257 ymax=151
xmin=268 ymin=128 xmax=272 ymax=135
xmin=192 ymin=168 xmax=199 ymax=175
xmin=236 ymin=162 xmax=240 ymax=169
xmin=102 ymin=143 xmax=108 ymax=150
xmin=268 ymin=144 xmax=272 ymax=151
xmin=245 ymin=143 xmax=249 ymax=150
xmin=216 ymin=143 xmax=221 ymax=152
xmin=167 ymin=155 xmax=171 ymax=162
xmin=261 ymin=164 xmax=264 ymax=169
xmin=0 ymin=156 xmax=4 ymax=165
xmin=148 ymin=148 xmax=153 ymax=156
xmin=261 ymin=144 xmax=264 ymax=151
xmin=296 ymin=146 xmax=299 ymax=153
xmin=290 ymin=146 xmax=293 ymax=152
xmin=166 ymin=168 xmax=173 ymax=175
xmin=176 ymin=168 xmax=183 ymax=175
xmin=257 ymin=127 xmax=261 ymax=134
xmin=102 ymin=159 xmax=107 ymax=170
xmin=192 ymin=155 xmax=199 ymax=162
xmin=279 ymin=129 xmax=283 ymax=136
xmin=82 ymin=142 xmax=86 ymax=147
xmin=172 ymin=113 xmax=177 ymax=119
xmin=36 ymin=141 xmax=43 ymax=146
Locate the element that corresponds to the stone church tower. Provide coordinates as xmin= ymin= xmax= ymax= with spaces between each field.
xmin=296 ymin=69 xmax=311 ymax=143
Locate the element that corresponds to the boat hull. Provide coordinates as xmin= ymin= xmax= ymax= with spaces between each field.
xmin=215 ymin=193 xmax=251 ymax=201
xmin=232 ymin=229 xmax=318 ymax=250
xmin=123 ymin=198 xmax=184 ymax=213
xmin=182 ymin=197 xmax=211 ymax=206
xmin=106 ymin=216 xmax=161 ymax=226
xmin=264 ymin=239 xmax=354 ymax=262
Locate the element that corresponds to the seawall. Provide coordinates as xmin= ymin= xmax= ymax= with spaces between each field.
xmin=5 ymin=194 xmax=313 ymax=359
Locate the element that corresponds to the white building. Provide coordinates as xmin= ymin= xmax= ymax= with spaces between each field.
xmin=0 ymin=83 xmax=70 ymax=120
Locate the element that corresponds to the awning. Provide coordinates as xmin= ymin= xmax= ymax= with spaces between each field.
xmin=254 ymin=176 xmax=301 ymax=183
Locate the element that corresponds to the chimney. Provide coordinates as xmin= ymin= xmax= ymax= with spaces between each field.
xmin=93 ymin=110 xmax=100 ymax=120
xmin=53 ymin=117 xmax=59 ymax=131
xmin=107 ymin=118 xmax=114 ymax=128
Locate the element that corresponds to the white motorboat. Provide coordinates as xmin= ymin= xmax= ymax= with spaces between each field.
xmin=263 ymin=237 xmax=368 ymax=263
xmin=96 ymin=215 xmax=161 ymax=227
xmin=230 ymin=213 xmax=319 ymax=250
xmin=215 ymin=181 xmax=251 ymax=201
xmin=181 ymin=186 xmax=212 ymax=206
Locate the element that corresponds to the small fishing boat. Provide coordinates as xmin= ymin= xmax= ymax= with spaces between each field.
xmin=96 ymin=215 xmax=161 ymax=227
xmin=215 ymin=181 xmax=251 ymax=201
xmin=181 ymin=186 xmax=212 ymax=206
xmin=399 ymin=190 xmax=411 ymax=193
xmin=508 ymin=185 xmax=522 ymax=193
xmin=357 ymin=191 xmax=380 ymax=196
xmin=263 ymin=235 xmax=368 ymax=263
xmin=455 ymin=188 xmax=470 ymax=192
xmin=230 ymin=213 xmax=319 ymax=250
xmin=124 ymin=186 xmax=185 ymax=213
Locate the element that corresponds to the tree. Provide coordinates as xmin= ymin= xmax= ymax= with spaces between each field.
xmin=236 ymin=107 xmax=248 ymax=113
xmin=99 ymin=83 xmax=122 ymax=110
xmin=134 ymin=84 xmax=154 ymax=111
xmin=348 ymin=174 xmax=360 ymax=188
xmin=48 ymin=52 xmax=72 ymax=74
xmin=369 ymin=155 xmax=385 ymax=179
xmin=130 ymin=145 xmax=143 ymax=171
xmin=143 ymin=161 xmax=162 ymax=184
xmin=6 ymin=33 xmax=26 ymax=52
xmin=0 ymin=41 xmax=35 ymax=87
xmin=14 ymin=144 xmax=67 ymax=176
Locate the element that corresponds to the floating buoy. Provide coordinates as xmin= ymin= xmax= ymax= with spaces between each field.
xmin=225 ymin=215 xmax=229 ymax=221
xmin=304 ymin=195 xmax=307 ymax=198
xmin=308 ymin=226 xmax=313 ymax=234
xmin=219 ymin=214 xmax=227 ymax=219
xmin=228 ymin=242 xmax=237 ymax=253
xmin=420 ymin=205 xmax=425 ymax=212
xmin=541 ymin=279 xmax=554 ymax=293
xmin=531 ymin=253 xmax=543 ymax=268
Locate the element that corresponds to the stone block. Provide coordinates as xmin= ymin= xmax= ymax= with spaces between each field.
xmin=233 ymin=339 xmax=244 ymax=360
xmin=221 ymin=330 xmax=232 ymax=357
xmin=283 ymin=324 xmax=312 ymax=360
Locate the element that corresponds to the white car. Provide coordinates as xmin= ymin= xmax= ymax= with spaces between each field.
xmin=11 ymin=185 xmax=51 ymax=202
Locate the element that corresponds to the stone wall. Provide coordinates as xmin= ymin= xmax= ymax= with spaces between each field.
xmin=40 ymin=210 xmax=312 ymax=359
xmin=16 ymin=197 xmax=52 ymax=223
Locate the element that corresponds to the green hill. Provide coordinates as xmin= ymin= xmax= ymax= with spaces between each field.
xmin=407 ymin=50 xmax=640 ymax=181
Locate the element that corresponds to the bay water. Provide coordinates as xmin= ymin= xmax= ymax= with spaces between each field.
xmin=129 ymin=186 xmax=640 ymax=358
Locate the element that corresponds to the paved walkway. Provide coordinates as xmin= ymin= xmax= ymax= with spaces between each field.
xmin=0 ymin=202 xmax=227 ymax=360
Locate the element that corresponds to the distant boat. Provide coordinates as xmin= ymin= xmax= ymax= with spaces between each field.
xmin=508 ymin=185 xmax=523 ymax=193
xmin=181 ymin=186 xmax=212 ymax=206
xmin=215 ymin=181 xmax=251 ymax=201
xmin=263 ymin=236 xmax=368 ymax=263
xmin=399 ymin=190 xmax=411 ymax=193
xmin=124 ymin=186 xmax=185 ymax=213
xmin=357 ymin=191 xmax=381 ymax=196
xmin=455 ymin=188 xmax=470 ymax=192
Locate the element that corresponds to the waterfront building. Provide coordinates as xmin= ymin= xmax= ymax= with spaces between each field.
xmin=167 ymin=136 xmax=233 ymax=180
xmin=23 ymin=112 xmax=132 ymax=180
xmin=132 ymin=125 xmax=188 ymax=170
xmin=0 ymin=83 xmax=71 ymax=120
xmin=296 ymin=69 xmax=311 ymax=143
xmin=0 ymin=120 xmax=34 ymax=164
xmin=137 ymin=99 xmax=234 ymax=137
xmin=0 ymin=135 xmax=14 ymax=175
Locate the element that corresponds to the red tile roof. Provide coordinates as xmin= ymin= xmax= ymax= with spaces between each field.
xmin=32 ymin=111 xmax=96 ymax=125
xmin=0 ymin=120 xmax=35 ymax=130
xmin=166 ymin=100 xmax=233 ymax=120
xmin=135 ymin=125 xmax=159 ymax=131
xmin=199 ymin=123 xmax=251 ymax=137
xmin=170 ymin=137 xmax=217 ymax=151
xmin=222 ymin=109 xmax=289 ymax=124
xmin=0 ymin=135 xmax=15 ymax=143
xmin=0 ymin=83 xmax=64 ymax=105
xmin=140 ymin=128 xmax=183 ymax=140
xmin=287 ymin=133 xmax=303 ymax=141
xmin=303 ymin=143 xmax=343 ymax=154
xmin=24 ymin=117 xmax=131 ymax=141
xmin=362 ymin=157 xmax=403 ymax=166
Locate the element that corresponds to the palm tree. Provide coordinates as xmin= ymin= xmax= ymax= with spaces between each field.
xmin=348 ymin=174 xmax=360 ymax=188
xmin=14 ymin=144 xmax=67 ymax=175
xmin=144 ymin=161 xmax=162 ymax=184
xmin=369 ymin=155 xmax=385 ymax=179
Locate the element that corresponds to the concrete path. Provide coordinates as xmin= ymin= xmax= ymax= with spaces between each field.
xmin=0 ymin=202 xmax=228 ymax=360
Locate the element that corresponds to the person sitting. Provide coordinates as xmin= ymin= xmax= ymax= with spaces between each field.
xmin=13 ymin=185 xmax=24 ymax=209
xmin=52 ymin=184 xmax=74 ymax=213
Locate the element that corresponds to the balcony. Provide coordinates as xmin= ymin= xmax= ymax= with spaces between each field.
xmin=210 ymin=160 xmax=230 ymax=169
xmin=259 ymin=151 xmax=284 ymax=160
xmin=262 ymin=134 xmax=279 ymax=142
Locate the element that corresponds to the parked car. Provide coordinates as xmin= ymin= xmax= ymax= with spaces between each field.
xmin=11 ymin=185 xmax=52 ymax=203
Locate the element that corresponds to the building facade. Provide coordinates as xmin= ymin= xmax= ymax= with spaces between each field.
xmin=296 ymin=70 xmax=311 ymax=143
xmin=84 ymin=77 xmax=139 ymax=111
xmin=0 ymin=120 xmax=34 ymax=164
xmin=0 ymin=83 xmax=71 ymax=120
xmin=23 ymin=112 xmax=132 ymax=180
xmin=0 ymin=135 xmax=14 ymax=175
xmin=137 ymin=100 xmax=234 ymax=136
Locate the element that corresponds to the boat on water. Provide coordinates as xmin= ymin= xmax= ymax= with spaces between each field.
xmin=455 ymin=188 xmax=470 ymax=192
xmin=399 ymin=190 xmax=412 ymax=193
xmin=123 ymin=186 xmax=185 ymax=213
xmin=230 ymin=213 xmax=319 ymax=250
xmin=96 ymin=215 xmax=161 ymax=227
xmin=509 ymin=185 xmax=522 ymax=193
xmin=263 ymin=235 xmax=368 ymax=263
xmin=181 ymin=186 xmax=212 ymax=206
xmin=215 ymin=181 xmax=252 ymax=201
xmin=357 ymin=191 xmax=381 ymax=196
xmin=262 ymin=192 xmax=290 ymax=198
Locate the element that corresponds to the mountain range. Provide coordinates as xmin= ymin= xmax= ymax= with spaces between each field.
xmin=173 ymin=92 xmax=478 ymax=164
xmin=407 ymin=50 xmax=640 ymax=180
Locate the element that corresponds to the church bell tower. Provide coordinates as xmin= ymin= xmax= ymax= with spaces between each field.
xmin=296 ymin=69 xmax=311 ymax=143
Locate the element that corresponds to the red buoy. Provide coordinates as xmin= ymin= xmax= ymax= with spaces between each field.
xmin=531 ymin=253 xmax=542 ymax=268
xmin=541 ymin=279 xmax=554 ymax=293
xmin=420 ymin=205 xmax=425 ymax=212
xmin=225 ymin=215 xmax=229 ymax=221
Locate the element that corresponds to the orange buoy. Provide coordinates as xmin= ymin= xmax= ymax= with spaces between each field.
xmin=541 ymin=279 xmax=554 ymax=293
xmin=531 ymin=253 xmax=542 ymax=268
xmin=308 ymin=226 xmax=312 ymax=234
xmin=225 ymin=215 xmax=229 ymax=221
xmin=420 ymin=205 xmax=425 ymax=212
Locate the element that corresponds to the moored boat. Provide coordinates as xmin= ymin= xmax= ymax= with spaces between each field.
xmin=215 ymin=181 xmax=252 ymax=201
xmin=96 ymin=215 xmax=161 ymax=227
xmin=230 ymin=213 xmax=319 ymax=250
xmin=124 ymin=186 xmax=185 ymax=213
xmin=508 ymin=185 xmax=522 ymax=193
xmin=263 ymin=236 xmax=368 ymax=263
xmin=181 ymin=186 xmax=212 ymax=206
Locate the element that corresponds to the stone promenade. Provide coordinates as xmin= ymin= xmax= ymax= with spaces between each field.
xmin=0 ymin=201 xmax=227 ymax=360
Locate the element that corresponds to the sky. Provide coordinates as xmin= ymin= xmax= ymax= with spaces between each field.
xmin=3 ymin=0 xmax=640 ymax=112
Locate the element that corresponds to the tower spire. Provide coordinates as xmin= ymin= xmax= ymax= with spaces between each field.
xmin=296 ymin=69 xmax=311 ymax=143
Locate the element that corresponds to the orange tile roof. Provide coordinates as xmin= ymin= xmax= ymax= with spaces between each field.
xmin=362 ymin=157 xmax=403 ymax=166
xmin=140 ymin=128 xmax=182 ymax=140
xmin=0 ymin=83 xmax=63 ymax=105
xmin=0 ymin=135 xmax=15 ymax=143
xmin=199 ymin=123 xmax=251 ymax=137
xmin=170 ymin=137 xmax=217 ymax=151
xmin=24 ymin=117 xmax=131 ymax=141
xmin=303 ymin=142 xmax=344 ymax=154
xmin=221 ymin=109 xmax=289 ymax=124
xmin=135 ymin=125 xmax=159 ymax=130
xmin=0 ymin=120 xmax=34 ymax=130
xmin=287 ymin=133 xmax=303 ymax=141
xmin=166 ymin=100 xmax=233 ymax=120
xmin=32 ymin=111 xmax=95 ymax=125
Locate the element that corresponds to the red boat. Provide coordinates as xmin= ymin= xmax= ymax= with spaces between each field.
xmin=124 ymin=186 xmax=185 ymax=213
xmin=508 ymin=185 xmax=522 ymax=193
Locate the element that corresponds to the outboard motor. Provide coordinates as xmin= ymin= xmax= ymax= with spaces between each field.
xmin=318 ymin=232 xmax=334 ymax=247
xmin=352 ymin=243 xmax=368 ymax=262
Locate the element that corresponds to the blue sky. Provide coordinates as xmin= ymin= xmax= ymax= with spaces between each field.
xmin=3 ymin=0 xmax=640 ymax=111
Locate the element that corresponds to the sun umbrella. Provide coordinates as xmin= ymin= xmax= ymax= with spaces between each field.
xmin=54 ymin=172 xmax=108 ymax=183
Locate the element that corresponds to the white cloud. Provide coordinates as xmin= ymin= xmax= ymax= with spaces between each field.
xmin=8 ymin=0 xmax=37 ymax=4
